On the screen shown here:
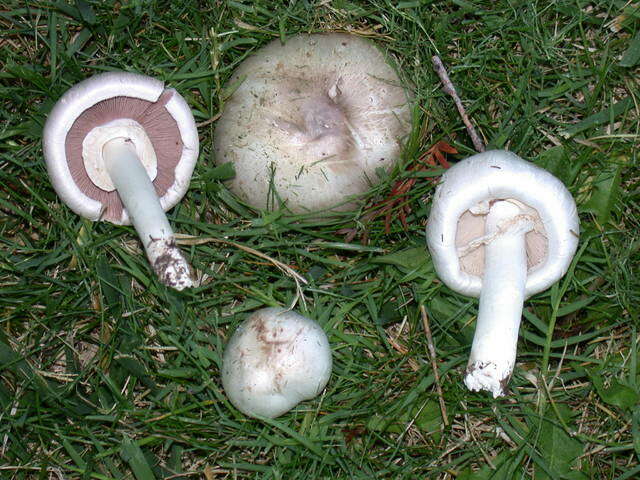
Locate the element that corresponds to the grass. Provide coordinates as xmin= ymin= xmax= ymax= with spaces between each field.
xmin=1 ymin=0 xmax=639 ymax=478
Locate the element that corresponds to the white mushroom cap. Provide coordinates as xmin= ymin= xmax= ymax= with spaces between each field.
xmin=43 ymin=71 xmax=199 ymax=225
xmin=427 ymin=150 xmax=580 ymax=397
xmin=214 ymin=33 xmax=413 ymax=215
xmin=426 ymin=150 xmax=579 ymax=299
xmin=221 ymin=308 xmax=332 ymax=419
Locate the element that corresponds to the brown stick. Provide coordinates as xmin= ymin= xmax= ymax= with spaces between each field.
xmin=420 ymin=304 xmax=449 ymax=426
xmin=431 ymin=56 xmax=485 ymax=153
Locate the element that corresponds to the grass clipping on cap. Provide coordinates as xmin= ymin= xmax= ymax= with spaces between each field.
xmin=2 ymin=1 xmax=639 ymax=479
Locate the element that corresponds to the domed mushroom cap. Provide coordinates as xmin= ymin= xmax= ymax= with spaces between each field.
xmin=426 ymin=150 xmax=580 ymax=298
xmin=43 ymin=71 xmax=199 ymax=225
xmin=214 ymin=33 xmax=413 ymax=215
xmin=221 ymin=308 xmax=332 ymax=419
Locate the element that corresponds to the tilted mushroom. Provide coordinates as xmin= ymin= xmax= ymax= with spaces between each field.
xmin=426 ymin=150 xmax=579 ymax=397
xmin=214 ymin=33 xmax=413 ymax=216
xmin=43 ymin=71 xmax=199 ymax=290
xmin=221 ymin=308 xmax=332 ymax=418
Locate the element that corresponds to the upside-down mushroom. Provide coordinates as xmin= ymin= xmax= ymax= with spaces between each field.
xmin=43 ymin=71 xmax=199 ymax=290
xmin=426 ymin=150 xmax=579 ymax=397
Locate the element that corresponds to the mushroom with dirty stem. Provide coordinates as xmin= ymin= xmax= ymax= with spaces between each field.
xmin=43 ymin=72 xmax=199 ymax=290
xmin=221 ymin=308 xmax=332 ymax=418
xmin=426 ymin=150 xmax=579 ymax=397
xmin=214 ymin=33 xmax=413 ymax=216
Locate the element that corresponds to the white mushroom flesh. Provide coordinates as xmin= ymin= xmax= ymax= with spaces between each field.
xmin=221 ymin=308 xmax=332 ymax=418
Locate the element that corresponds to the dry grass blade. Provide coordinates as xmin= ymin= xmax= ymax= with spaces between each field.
xmin=175 ymin=234 xmax=308 ymax=287
xmin=420 ymin=305 xmax=449 ymax=427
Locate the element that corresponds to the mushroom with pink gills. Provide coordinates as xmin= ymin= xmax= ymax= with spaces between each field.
xmin=43 ymin=71 xmax=199 ymax=290
xmin=426 ymin=150 xmax=579 ymax=397
xmin=221 ymin=308 xmax=332 ymax=419
xmin=214 ymin=32 xmax=414 ymax=216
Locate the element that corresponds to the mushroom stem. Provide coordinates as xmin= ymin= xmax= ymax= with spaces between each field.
xmin=464 ymin=200 xmax=533 ymax=397
xmin=102 ymin=137 xmax=193 ymax=290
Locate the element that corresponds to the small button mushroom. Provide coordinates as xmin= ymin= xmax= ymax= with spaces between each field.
xmin=221 ymin=308 xmax=332 ymax=418
xmin=42 ymin=72 xmax=199 ymax=290
xmin=214 ymin=33 xmax=414 ymax=216
xmin=426 ymin=150 xmax=580 ymax=397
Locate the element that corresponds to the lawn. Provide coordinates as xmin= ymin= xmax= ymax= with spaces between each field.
xmin=1 ymin=0 xmax=639 ymax=478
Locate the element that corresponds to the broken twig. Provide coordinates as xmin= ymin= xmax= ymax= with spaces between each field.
xmin=432 ymin=55 xmax=485 ymax=153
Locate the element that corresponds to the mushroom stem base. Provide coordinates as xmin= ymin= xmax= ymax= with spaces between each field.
xmin=464 ymin=200 xmax=533 ymax=397
xmin=103 ymin=137 xmax=194 ymax=290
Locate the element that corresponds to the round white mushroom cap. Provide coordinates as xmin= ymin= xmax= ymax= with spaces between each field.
xmin=43 ymin=71 xmax=199 ymax=225
xmin=221 ymin=308 xmax=332 ymax=419
xmin=214 ymin=33 xmax=413 ymax=215
xmin=426 ymin=150 xmax=579 ymax=298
